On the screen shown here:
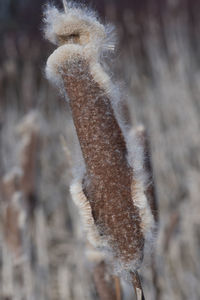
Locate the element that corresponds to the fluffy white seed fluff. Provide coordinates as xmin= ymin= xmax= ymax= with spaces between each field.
xmin=70 ymin=181 xmax=102 ymax=247
xmin=43 ymin=4 xmax=116 ymax=94
xmin=127 ymin=126 xmax=148 ymax=187
xmin=128 ymin=126 xmax=156 ymax=258
xmin=131 ymin=180 xmax=155 ymax=249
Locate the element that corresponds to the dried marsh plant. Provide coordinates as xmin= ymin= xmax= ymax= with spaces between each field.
xmin=44 ymin=1 xmax=157 ymax=298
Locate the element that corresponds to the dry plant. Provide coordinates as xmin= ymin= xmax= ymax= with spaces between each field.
xmin=0 ymin=111 xmax=42 ymax=298
xmin=44 ymin=1 xmax=157 ymax=298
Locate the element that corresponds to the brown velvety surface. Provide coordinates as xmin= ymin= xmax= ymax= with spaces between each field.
xmin=62 ymin=59 xmax=144 ymax=264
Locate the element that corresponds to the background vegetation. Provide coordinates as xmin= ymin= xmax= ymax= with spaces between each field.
xmin=0 ymin=0 xmax=200 ymax=299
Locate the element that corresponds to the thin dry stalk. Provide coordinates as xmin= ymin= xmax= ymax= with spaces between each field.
xmin=1 ymin=171 xmax=22 ymax=255
xmin=93 ymin=261 xmax=117 ymax=300
xmin=131 ymin=271 xmax=145 ymax=300
xmin=114 ymin=276 xmax=122 ymax=300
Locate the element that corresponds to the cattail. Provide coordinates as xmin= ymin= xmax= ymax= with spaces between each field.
xmin=1 ymin=169 xmax=23 ymax=256
xmin=16 ymin=111 xmax=40 ymax=214
xmin=44 ymin=1 xmax=156 ymax=296
xmin=0 ymin=111 xmax=41 ymax=255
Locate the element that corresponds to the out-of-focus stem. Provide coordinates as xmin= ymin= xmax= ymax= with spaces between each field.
xmin=114 ymin=276 xmax=121 ymax=300
xmin=130 ymin=271 xmax=145 ymax=300
xmin=93 ymin=261 xmax=117 ymax=300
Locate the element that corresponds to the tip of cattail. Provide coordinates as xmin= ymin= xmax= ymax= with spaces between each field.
xmin=62 ymin=0 xmax=68 ymax=13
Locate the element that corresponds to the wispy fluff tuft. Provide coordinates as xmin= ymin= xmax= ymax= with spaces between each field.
xmin=43 ymin=3 xmax=116 ymax=52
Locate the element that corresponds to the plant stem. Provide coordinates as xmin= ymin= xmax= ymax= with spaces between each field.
xmin=130 ymin=271 xmax=145 ymax=300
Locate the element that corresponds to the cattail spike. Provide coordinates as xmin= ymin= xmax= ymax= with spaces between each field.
xmin=62 ymin=0 xmax=68 ymax=13
xmin=44 ymin=2 xmax=157 ymax=297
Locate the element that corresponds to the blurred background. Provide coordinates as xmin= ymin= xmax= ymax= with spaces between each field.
xmin=1 ymin=0 xmax=200 ymax=299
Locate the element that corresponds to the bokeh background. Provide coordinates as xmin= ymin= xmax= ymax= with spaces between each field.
xmin=1 ymin=0 xmax=200 ymax=299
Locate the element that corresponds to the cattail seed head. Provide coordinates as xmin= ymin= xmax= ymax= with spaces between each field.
xmin=43 ymin=1 xmax=156 ymax=276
